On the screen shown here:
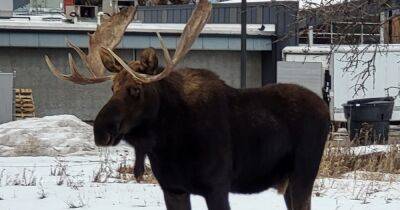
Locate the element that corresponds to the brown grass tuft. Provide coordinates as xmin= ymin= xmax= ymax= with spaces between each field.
xmin=318 ymin=139 xmax=400 ymax=178
xmin=116 ymin=163 xmax=157 ymax=184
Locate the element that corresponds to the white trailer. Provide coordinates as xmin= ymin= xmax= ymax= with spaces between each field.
xmin=279 ymin=44 xmax=400 ymax=122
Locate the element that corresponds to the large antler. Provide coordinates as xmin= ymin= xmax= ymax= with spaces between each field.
xmin=44 ymin=6 xmax=137 ymax=85
xmin=105 ymin=0 xmax=212 ymax=83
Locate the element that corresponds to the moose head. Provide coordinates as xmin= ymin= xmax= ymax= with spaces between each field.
xmin=44 ymin=2 xmax=212 ymax=147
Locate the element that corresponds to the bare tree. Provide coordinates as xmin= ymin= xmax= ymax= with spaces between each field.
xmin=137 ymin=0 xmax=190 ymax=6
xmin=293 ymin=0 xmax=400 ymax=94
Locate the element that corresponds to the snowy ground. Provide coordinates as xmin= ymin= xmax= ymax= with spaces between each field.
xmin=1 ymin=155 xmax=399 ymax=210
xmin=0 ymin=115 xmax=400 ymax=210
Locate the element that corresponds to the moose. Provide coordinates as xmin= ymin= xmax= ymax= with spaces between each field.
xmin=44 ymin=1 xmax=330 ymax=210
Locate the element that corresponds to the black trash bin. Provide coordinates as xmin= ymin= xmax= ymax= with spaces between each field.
xmin=343 ymin=97 xmax=394 ymax=145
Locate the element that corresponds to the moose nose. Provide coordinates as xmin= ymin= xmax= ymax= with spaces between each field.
xmin=93 ymin=98 xmax=125 ymax=146
xmin=94 ymin=129 xmax=112 ymax=146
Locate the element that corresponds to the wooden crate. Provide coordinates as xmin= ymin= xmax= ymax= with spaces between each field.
xmin=14 ymin=88 xmax=36 ymax=119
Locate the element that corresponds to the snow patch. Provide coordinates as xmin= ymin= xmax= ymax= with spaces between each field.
xmin=0 ymin=115 xmax=97 ymax=156
xmin=331 ymin=144 xmax=400 ymax=156
xmin=349 ymin=145 xmax=397 ymax=155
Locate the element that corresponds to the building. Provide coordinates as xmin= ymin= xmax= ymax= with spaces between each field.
xmin=0 ymin=1 xmax=298 ymax=121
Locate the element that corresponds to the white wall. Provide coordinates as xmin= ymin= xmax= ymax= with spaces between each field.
xmin=0 ymin=0 xmax=13 ymax=17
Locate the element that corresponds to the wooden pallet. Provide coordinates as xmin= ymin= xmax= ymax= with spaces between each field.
xmin=15 ymin=88 xmax=36 ymax=119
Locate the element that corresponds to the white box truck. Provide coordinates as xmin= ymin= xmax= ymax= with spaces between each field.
xmin=279 ymin=44 xmax=400 ymax=122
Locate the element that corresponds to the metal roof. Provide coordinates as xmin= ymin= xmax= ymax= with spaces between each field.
xmin=283 ymin=44 xmax=400 ymax=54
xmin=0 ymin=18 xmax=274 ymax=51
xmin=0 ymin=17 xmax=275 ymax=36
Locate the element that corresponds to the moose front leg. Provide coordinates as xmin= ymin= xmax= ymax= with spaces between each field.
xmin=125 ymin=130 xmax=156 ymax=182
xmin=133 ymin=145 xmax=145 ymax=182
xmin=163 ymin=190 xmax=191 ymax=210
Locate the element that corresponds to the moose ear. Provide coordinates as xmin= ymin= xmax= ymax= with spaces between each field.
xmin=99 ymin=48 xmax=123 ymax=73
xmin=139 ymin=48 xmax=159 ymax=75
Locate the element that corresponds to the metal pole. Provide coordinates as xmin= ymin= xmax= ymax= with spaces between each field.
xmin=330 ymin=22 xmax=333 ymax=44
xmin=380 ymin=12 xmax=385 ymax=44
xmin=361 ymin=23 xmax=364 ymax=44
xmin=240 ymin=0 xmax=247 ymax=88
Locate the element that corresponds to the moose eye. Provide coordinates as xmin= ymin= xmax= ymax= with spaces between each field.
xmin=128 ymin=87 xmax=141 ymax=98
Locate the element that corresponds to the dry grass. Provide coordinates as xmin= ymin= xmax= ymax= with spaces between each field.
xmin=116 ymin=163 xmax=157 ymax=184
xmin=91 ymin=132 xmax=399 ymax=184
xmin=112 ymin=134 xmax=399 ymax=183
xmin=50 ymin=158 xmax=68 ymax=177
xmin=37 ymin=181 xmax=48 ymax=199
xmin=7 ymin=168 xmax=37 ymax=186
xmin=91 ymin=149 xmax=157 ymax=184
xmin=92 ymin=162 xmax=113 ymax=183
xmin=91 ymin=157 xmax=157 ymax=184
xmin=65 ymin=193 xmax=86 ymax=209
xmin=318 ymin=137 xmax=400 ymax=179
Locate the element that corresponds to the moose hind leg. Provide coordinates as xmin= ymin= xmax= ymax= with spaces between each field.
xmin=284 ymin=122 xmax=328 ymax=210
xmin=163 ymin=191 xmax=191 ymax=210
xmin=283 ymin=152 xmax=317 ymax=210
xmin=284 ymin=182 xmax=312 ymax=210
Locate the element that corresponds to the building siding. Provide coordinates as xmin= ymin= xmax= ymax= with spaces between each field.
xmin=0 ymin=47 xmax=261 ymax=120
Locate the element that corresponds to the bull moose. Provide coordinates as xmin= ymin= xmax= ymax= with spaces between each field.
xmin=44 ymin=1 xmax=330 ymax=210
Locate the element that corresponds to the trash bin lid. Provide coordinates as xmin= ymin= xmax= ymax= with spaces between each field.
xmin=366 ymin=100 xmax=395 ymax=105
xmin=345 ymin=97 xmax=394 ymax=105
xmin=342 ymin=96 xmax=395 ymax=121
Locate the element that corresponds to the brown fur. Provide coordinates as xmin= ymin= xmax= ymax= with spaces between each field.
xmin=179 ymin=69 xmax=225 ymax=105
xmin=276 ymin=179 xmax=289 ymax=194
xmin=94 ymin=48 xmax=330 ymax=210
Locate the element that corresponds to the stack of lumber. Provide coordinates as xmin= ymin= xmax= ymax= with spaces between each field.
xmin=15 ymin=88 xmax=36 ymax=119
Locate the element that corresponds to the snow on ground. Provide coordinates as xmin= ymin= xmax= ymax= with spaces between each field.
xmin=0 ymin=115 xmax=96 ymax=156
xmin=0 ymin=115 xmax=132 ymax=157
xmin=349 ymin=145 xmax=399 ymax=155
xmin=0 ymin=155 xmax=400 ymax=210
xmin=328 ymin=144 xmax=400 ymax=156
xmin=0 ymin=115 xmax=400 ymax=209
